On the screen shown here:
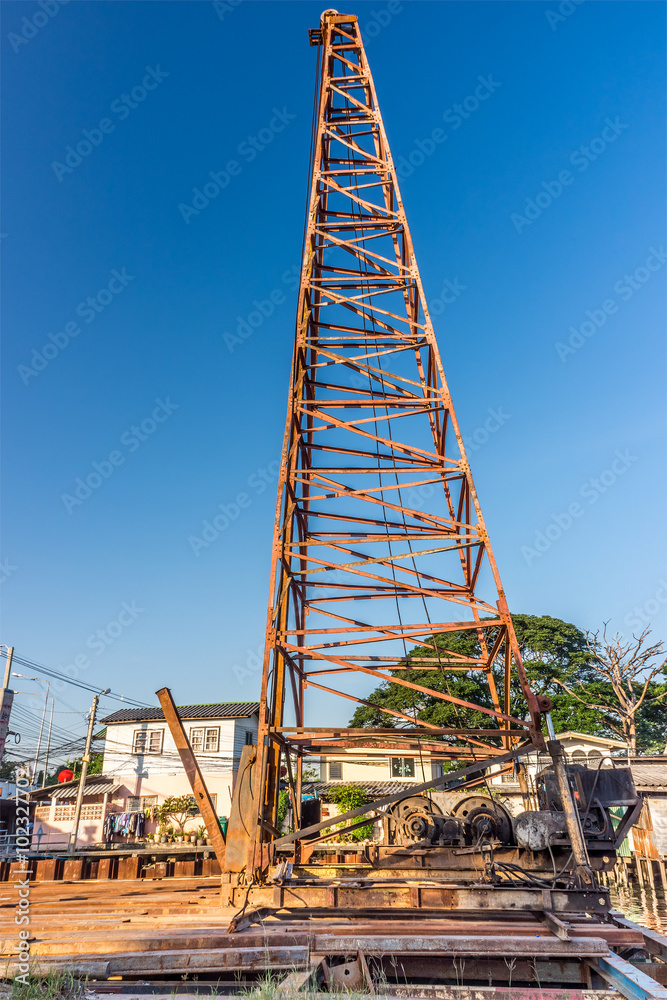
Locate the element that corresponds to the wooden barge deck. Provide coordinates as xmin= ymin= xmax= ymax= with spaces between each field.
xmin=2 ymin=877 xmax=666 ymax=998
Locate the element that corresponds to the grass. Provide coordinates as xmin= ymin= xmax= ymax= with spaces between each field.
xmin=8 ymin=970 xmax=87 ymax=1000
xmin=240 ymin=966 xmax=381 ymax=1000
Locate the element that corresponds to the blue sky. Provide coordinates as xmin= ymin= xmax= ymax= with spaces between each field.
xmin=2 ymin=0 xmax=665 ymax=758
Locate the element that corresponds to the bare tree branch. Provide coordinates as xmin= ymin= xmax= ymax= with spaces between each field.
xmin=555 ymin=627 xmax=667 ymax=753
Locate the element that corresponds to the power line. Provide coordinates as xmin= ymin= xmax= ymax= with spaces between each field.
xmin=7 ymin=652 xmax=151 ymax=707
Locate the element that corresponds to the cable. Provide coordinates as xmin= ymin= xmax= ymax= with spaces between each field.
xmin=8 ymin=652 xmax=151 ymax=707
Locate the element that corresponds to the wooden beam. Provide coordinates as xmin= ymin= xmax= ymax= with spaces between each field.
xmin=156 ymin=687 xmax=226 ymax=870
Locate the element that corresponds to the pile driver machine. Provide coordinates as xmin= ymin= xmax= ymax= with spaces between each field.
xmin=215 ymin=10 xmax=640 ymax=917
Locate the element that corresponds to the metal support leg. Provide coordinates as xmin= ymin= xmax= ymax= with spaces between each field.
xmin=658 ymin=860 xmax=667 ymax=892
xmin=547 ymin=739 xmax=592 ymax=885
xmin=517 ymin=762 xmax=532 ymax=811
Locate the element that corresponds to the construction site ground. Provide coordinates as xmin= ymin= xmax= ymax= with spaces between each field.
xmin=3 ymin=876 xmax=667 ymax=998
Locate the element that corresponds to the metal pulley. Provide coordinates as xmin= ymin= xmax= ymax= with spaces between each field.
xmin=451 ymin=795 xmax=514 ymax=845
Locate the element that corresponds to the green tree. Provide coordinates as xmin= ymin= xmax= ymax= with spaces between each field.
xmin=326 ymin=785 xmax=374 ymax=841
xmin=156 ymin=795 xmax=198 ymax=837
xmin=0 ymin=759 xmax=17 ymax=780
xmin=349 ymin=614 xmax=588 ymax=732
xmin=43 ymin=751 xmax=104 ymax=786
xmin=348 ymin=614 xmax=666 ymax=752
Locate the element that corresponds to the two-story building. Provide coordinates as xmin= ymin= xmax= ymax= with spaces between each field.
xmin=313 ymin=732 xmax=627 ymax=815
xmin=315 ymin=743 xmax=444 ymax=799
xmin=29 ymin=701 xmax=259 ymax=849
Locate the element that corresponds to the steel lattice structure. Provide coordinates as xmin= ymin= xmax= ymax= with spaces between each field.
xmin=250 ymin=10 xmax=547 ymax=860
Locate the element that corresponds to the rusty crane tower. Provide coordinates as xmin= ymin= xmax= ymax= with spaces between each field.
xmin=216 ymin=9 xmax=639 ymax=923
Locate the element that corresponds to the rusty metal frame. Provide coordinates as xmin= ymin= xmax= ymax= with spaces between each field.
xmin=156 ymin=687 xmax=227 ymax=867
xmin=246 ymin=10 xmax=546 ymax=874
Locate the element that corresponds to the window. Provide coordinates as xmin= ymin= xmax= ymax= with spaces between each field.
xmin=205 ymin=728 xmax=220 ymax=752
xmin=245 ymin=730 xmax=254 ymax=745
xmin=391 ymin=758 xmax=415 ymax=778
xmin=500 ymin=772 xmax=516 ymax=783
xmin=329 ymin=761 xmax=343 ymax=780
xmin=128 ymin=795 xmax=158 ymax=812
xmin=190 ymin=728 xmax=204 ymax=751
xmin=185 ymin=792 xmax=217 ymax=814
xmin=132 ymin=729 xmax=164 ymax=755
xmin=189 ymin=727 xmax=220 ymax=753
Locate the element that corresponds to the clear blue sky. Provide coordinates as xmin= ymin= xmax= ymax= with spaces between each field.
xmin=2 ymin=0 xmax=665 ymax=758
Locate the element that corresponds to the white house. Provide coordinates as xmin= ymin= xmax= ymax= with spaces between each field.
xmin=313 ymin=731 xmax=628 ymax=812
xmin=30 ymin=701 xmax=259 ymax=849
xmin=317 ymin=743 xmax=442 ymax=792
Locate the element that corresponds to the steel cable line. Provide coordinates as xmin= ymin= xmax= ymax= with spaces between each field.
xmin=8 ymin=652 xmax=151 ymax=707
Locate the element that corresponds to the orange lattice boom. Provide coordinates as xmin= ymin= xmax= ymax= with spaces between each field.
xmin=250 ymin=10 xmax=547 ymax=855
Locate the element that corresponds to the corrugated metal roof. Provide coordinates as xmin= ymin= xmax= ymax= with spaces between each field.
xmin=312 ymin=780 xmax=417 ymax=798
xmin=631 ymin=763 xmax=667 ymax=789
xmin=30 ymin=776 xmax=121 ymax=801
xmin=100 ymin=702 xmax=260 ymax=725
xmin=52 ymin=781 xmax=122 ymax=799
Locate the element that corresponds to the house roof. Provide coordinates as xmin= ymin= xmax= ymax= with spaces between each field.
xmin=555 ymin=731 xmax=627 ymax=748
xmin=100 ymin=702 xmax=260 ymax=725
xmin=312 ymin=780 xmax=419 ymax=798
xmin=630 ymin=763 xmax=667 ymax=791
xmin=30 ymin=775 xmax=122 ymax=801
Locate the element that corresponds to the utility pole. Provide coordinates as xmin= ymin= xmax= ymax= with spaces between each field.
xmin=42 ymin=697 xmax=54 ymax=788
xmin=68 ymin=689 xmax=108 ymax=852
xmin=0 ymin=647 xmax=15 ymax=767
xmin=13 ymin=674 xmax=53 ymax=784
xmin=32 ymin=680 xmax=50 ymax=785
xmin=1 ymin=647 xmax=13 ymax=690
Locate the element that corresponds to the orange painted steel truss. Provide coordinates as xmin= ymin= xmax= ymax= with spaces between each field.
xmin=251 ymin=11 xmax=546 ymax=853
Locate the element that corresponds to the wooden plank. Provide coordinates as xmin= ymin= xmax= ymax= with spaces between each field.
xmin=312 ymin=933 xmax=610 ymax=957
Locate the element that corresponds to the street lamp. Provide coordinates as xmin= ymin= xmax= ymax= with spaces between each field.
xmin=12 ymin=674 xmax=53 ymax=786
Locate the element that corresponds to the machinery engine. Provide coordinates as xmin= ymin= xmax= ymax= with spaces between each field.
xmin=385 ymin=793 xmax=514 ymax=848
